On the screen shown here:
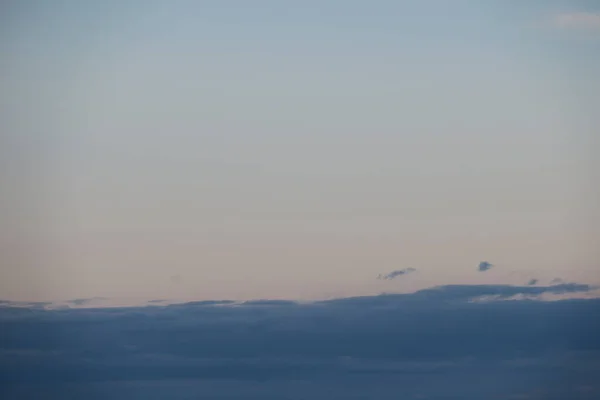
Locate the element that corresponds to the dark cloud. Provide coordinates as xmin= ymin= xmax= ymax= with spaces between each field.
xmin=1 ymin=284 xmax=599 ymax=399
xmin=377 ymin=268 xmax=416 ymax=280
xmin=477 ymin=261 xmax=493 ymax=271
xmin=527 ymin=279 xmax=538 ymax=286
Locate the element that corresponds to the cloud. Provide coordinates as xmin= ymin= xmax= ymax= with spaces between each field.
xmin=324 ymin=283 xmax=594 ymax=307
xmin=552 ymin=12 xmax=600 ymax=29
xmin=551 ymin=278 xmax=564 ymax=284
xmin=417 ymin=282 xmax=593 ymax=301
xmin=477 ymin=261 xmax=493 ymax=272
xmin=1 ymin=283 xmax=598 ymax=399
xmin=241 ymin=300 xmax=298 ymax=306
xmin=0 ymin=300 xmax=51 ymax=309
xmin=377 ymin=268 xmax=416 ymax=280
xmin=66 ymin=297 xmax=108 ymax=306
xmin=68 ymin=299 xmax=89 ymax=306
xmin=527 ymin=279 xmax=538 ymax=286
xmin=167 ymin=300 xmax=235 ymax=308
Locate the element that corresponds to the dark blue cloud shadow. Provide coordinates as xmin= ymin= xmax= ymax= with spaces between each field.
xmin=1 ymin=283 xmax=599 ymax=399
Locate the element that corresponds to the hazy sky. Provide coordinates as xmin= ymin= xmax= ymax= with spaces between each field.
xmin=1 ymin=1 xmax=599 ymax=302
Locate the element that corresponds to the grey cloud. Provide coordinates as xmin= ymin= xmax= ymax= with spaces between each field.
xmin=323 ymin=283 xmax=594 ymax=307
xmin=0 ymin=300 xmax=51 ymax=309
xmin=527 ymin=279 xmax=538 ymax=286
xmin=1 ymin=283 xmax=599 ymax=399
xmin=477 ymin=261 xmax=493 ymax=272
xmin=241 ymin=300 xmax=298 ymax=306
xmin=68 ymin=299 xmax=89 ymax=306
xmin=168 ymin=300 xmax=235 ymax=307
xmin=378 ymin=268 xmax=416 ymax=280
xmin=551 ymin=278 xmax=564 ymax=284
xmin=66 ymin=297 xmax=108 ymax=306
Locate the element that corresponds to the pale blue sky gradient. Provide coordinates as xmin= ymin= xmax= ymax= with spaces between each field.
xmin=1 ymin=1 xmax=599 ymax=302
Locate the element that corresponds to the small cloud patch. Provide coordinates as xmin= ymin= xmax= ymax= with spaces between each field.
xmin=377 ymin=268 xmax=416 ymax=280
xmin=478 ymin=261 xmax=493 ymax=272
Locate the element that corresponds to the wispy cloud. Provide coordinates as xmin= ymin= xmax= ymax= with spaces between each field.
xmin=66 ymin=297 xmax=108 ymax=306
xmin=552 ymin=12 xmax=600 ymax=29
xmin=242 ymin=299 xmax=298 ymax=307
xmin=324 ymin=283 xmax=595 ymax=306
xmin=0 ymin=300 xmax=51 ymax=309
xmin=377 ymin=268 xmax=416 ymax=280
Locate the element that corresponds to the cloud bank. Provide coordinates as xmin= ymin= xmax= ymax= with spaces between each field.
xmin=1 ymin=283 xmax=599 ymax=399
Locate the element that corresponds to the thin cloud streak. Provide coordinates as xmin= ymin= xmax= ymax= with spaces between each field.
xmin=377 ymin=268 xmax=416 ymax=280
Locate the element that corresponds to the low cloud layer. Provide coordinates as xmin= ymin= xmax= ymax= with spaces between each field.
xmin=377 ymin=268 xmax=416 ymax=280
xmin=1 ymin=283 xmax=598 ymax=399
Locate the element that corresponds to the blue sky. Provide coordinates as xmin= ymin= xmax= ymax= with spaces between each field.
xmin=1 ymin=1 xmax=599 ymax=303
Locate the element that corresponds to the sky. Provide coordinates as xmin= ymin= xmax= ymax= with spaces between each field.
xmin=1 ymin=0 xmax=599 ymax=303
